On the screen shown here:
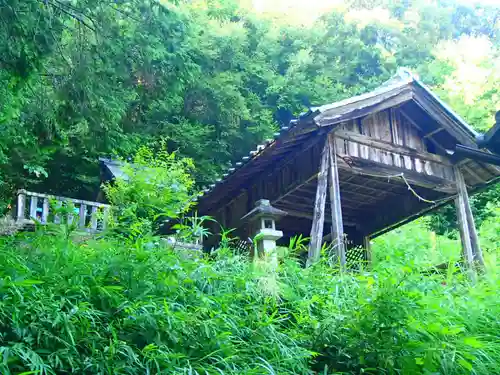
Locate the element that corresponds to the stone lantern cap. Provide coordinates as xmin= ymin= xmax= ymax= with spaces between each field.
xmin=241 ymin=199 xmax=287 ymax=223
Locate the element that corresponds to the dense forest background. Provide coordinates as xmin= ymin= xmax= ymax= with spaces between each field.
xmin=1 ymin=0 xmax=499 ymax=231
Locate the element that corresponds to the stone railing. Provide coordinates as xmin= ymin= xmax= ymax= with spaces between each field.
xmin=16 ymin=190 xmax=110 ymax=232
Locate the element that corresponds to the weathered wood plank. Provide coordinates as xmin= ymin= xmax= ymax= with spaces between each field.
xmin=454 ymin=167 xmax=475 ymax=269
xmin=308 ymin=139 xmax=329 ymax=265
xmin=328 ymin=133 xmax=346 ymax=268
xmin=378 ymin=111 xmax=392 ymax=142
xmin=335 ymin=130 xmax=452 ymax=166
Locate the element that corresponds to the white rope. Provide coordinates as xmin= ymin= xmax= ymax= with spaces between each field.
xmin=339 ymin=157 xmax=453 ymax=205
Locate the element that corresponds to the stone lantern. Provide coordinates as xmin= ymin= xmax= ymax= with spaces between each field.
xmin=241 ymin=199 xmax=287 ymax=264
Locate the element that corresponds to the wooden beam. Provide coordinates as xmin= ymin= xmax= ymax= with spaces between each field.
xmin=337 ymin=157 xmax=456 ymax=193
xmin=315 ymin=86 xmax=413 ymax=127
xmin=462 ymin=164 xmax=486 ymax=184
xmin=423 ymin=127 xmax=444 ymax=138
xmin=454 ymin=166 xmax=475 ymax=270
xmin=369 ymin=194 xmax=454 ymax=239
xmin=272 ymin=173 xmax=318 ymax=205
xmin=399 ymin=109 xmax=448 ymax=152
xmin=199 ymin=129 xmax=325 ymax=212
xmin=335 ymin=130 xmax=452 ymax=165
xmin=277 ymin=207 xmax=358 ymax=228
xmin=339 ymin=178 xmax=404 ymax=197
xmin=328 ymin=133 xmax=346 ymax=268
xmin=281 ymin=195 xmax=365 ymax=212
xmin=454 ymin=167 xmax=485 ymax=268
xmin=412 ymin=86 xmax=477 ymax=147
xmin=367 ymin=164 xmax=500 ymax=239
xmin=308 ymin=139 xmax=329 ymax=265
xmin=292 ymin=186 xmax=372 ymax=208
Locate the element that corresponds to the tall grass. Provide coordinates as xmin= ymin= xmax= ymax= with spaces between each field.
xmin=0 ymin=222 xmax=499 ymax=374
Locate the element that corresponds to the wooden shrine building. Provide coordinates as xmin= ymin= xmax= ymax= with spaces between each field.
xmin=195 ymin=70 xmax=500 ymax=267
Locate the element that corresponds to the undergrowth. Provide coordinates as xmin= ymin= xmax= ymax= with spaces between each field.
xmin=0 ymin=224 xmax=499 ymax=374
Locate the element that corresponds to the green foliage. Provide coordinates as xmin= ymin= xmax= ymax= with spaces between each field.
xmin=374 ymin=218 xmax=462 ymax=268
xmin=103 ymin=145 xmax=195 ymax=236
xmin=1 ymin=0 xmax=499 ymax=215
xmin=0 ymin=215 xmax=499 ymax=374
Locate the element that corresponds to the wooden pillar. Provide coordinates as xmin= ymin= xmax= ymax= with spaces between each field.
xmin=454 ymin=166 xmax=477 ymax=269
xmin=464 ymin=194 xmax=485 ymax=267
xmin=307 ymin=138 xmax=329 ymax=265
xmin=363 ymin=236 xmax=372 ymax=267
xmin=327 ymin=133 xmax=345 ymax=268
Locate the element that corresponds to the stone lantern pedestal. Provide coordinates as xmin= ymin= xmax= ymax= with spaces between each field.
xmin=241 ymin=199 xmax=287 ymax=266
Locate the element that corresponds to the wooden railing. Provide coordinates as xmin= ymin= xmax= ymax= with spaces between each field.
xmin=16 ymin=190 xmax=110 ymax=232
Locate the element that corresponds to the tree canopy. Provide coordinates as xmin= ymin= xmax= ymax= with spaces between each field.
xmin=1 ymin=0 xmax=499 ymax=225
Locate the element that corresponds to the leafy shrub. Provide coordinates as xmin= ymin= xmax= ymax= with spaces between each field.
xmin=102 ymin=145 xmax=195 ymax=237
xmin=0 ymin=226 xmax=499 ymax=374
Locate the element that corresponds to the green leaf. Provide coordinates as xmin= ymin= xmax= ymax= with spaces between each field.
xmin=12 ymin=279 xmax=44 ymax=287
xmin=463 ymin=337 xmax=484 ymax=349
xmin=458 ymin=359 xmax=473 ymax=371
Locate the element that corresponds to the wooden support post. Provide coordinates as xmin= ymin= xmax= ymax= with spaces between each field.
xmin=327 ymin=133 xmax=346 ymax=268
xmin=41 ymin=198 xmax=49 ymax=224
xmin=465 ymin=203 xmax=485 ymax=267
xmin=29 ymin=196 xmax=38 ymax=220
xmin=79 ymin=204 xmax=87 ymax=228
xmin=363 ymin=236 xmax=372 ymax=267
xmin=454 ymin=167 xmax=484 ymax=268
xmin=308 ymin=138 xmax=329 ymax=265
xmin=17 ymin=192 xmax=26 ymax=221
xmin=454 ymin=167 xmax=475 ymax=269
